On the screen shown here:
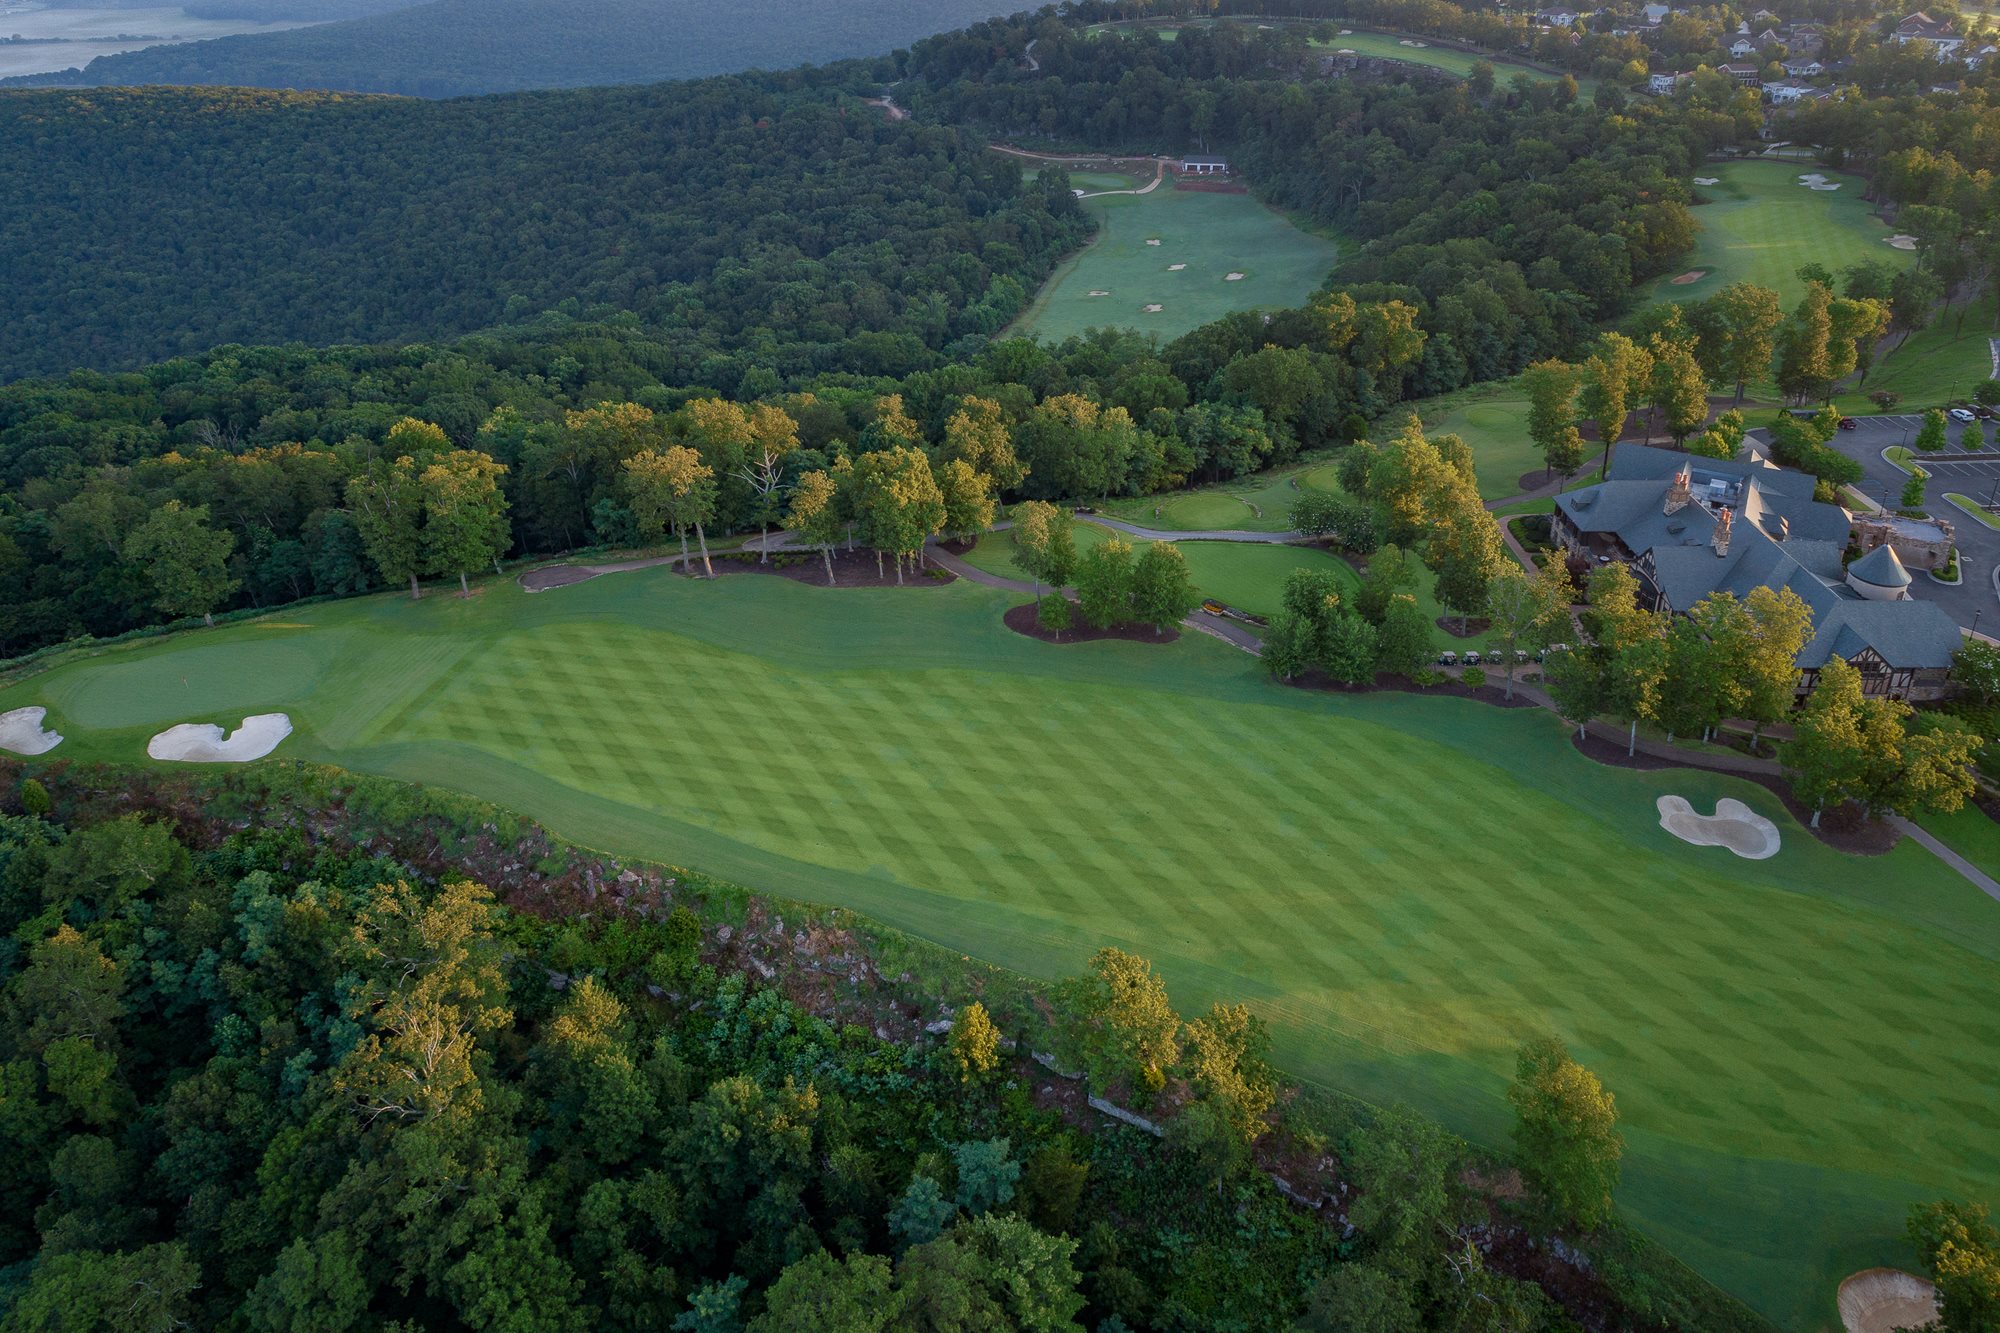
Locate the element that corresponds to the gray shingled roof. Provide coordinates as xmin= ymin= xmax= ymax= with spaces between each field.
xmin=1561 ymin=447 xmax=1962 ymax=672
xmin=1848 ymin=544 xmax=1912 ymax=588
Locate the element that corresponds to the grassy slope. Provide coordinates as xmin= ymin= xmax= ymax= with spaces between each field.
xmin=1008 ymin=179 xmax=1341 ymax=345
xmin=1637 ymin=160 xmax=1911 ymax=312
xmin=1377 ymin=381 xmax=1550 ymax=502
xmin=5 ymin=572 xmax=1998 ymax=1328
xmin=1832 ymin=293 xmax=2000 ymax=414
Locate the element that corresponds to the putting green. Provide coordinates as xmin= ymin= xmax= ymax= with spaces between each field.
xmin=5 ymin=571 xmax=1997 ymax=1329
xmin=1008 ymin=178 xmax=1341 ymax=345
xmin=1639 ymin=160 xmax=1912 ymax=312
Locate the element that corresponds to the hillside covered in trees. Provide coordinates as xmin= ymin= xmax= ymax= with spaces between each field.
xmin=0 ymin=762 xmax=1776 ymax=1332
xmin=3 ymin=0 xmax=1026 ymax=96
xmin=0 ymin=77 xmax=1081 ymax=381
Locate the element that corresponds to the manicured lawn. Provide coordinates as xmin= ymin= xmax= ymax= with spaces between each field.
xmin=1831 ymin=294 xmax=1999 ymax=415
xmin=1308 ymin=28 xmax=1591 ymax=89
xmin=1946 ymin=494 xmax=2000 ymax=530
xmin=1174 ymin=542 xmax=1357 ymax=620
xmin=957 ymin=522 xmax=1359 ymax=621
xmin=1007 ymin=178 xmax=1342 ymax=345
xmin=1379 ymin=381 xmax=1547 ymax=501
xmin=1096 ymin=457 xmax=1345 ymax=533
xmin=1089 ymin=17 xmax=1584 ymax=89
xmin=7 ymin=572 xmax=1997 ymax=1330
xmin=1637 ymin=160 xmax=1912 ymax=312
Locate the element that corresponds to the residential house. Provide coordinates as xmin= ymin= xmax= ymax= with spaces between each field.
xmin=1781 ymin=56 xmax=1824 ymax=76
xmin=1764 ymin=78 xmax=1815 ymax=101
xmin=1648 ymin=70 xmax=1692 ymax=92
xmin=1534 ymin=7 xmax=1580 ymax=26
xmin=1894 ymin=11 xmax=1964 ymax=57
xmin=1729 ymin=36 xmax=1760 ymax=56
xmin=1550 ymin=444 xmax=1963 ymax=700
xmin=1642 ymin=2 xmax=1671 ymax=23
xmin=1721 ymin=61 xmax=1762 ymax=83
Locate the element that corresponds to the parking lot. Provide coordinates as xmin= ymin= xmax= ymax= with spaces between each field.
xmin=1821 ymin=413 xmax=2000 ymax=633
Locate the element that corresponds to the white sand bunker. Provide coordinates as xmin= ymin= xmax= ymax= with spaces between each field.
xmin=1799 ymin=172 xmax=1828 ymax=185
xmin=1811 ymin=183 xmax=1842 ymax=191
xmin=1694 ymin=175 xmax=1720 ymax=185
xmin=1339 ymin=27 xmax=1353 ymax=33
xmin=1886 ymin=233 xmax=1918 ymax=251
xmin=0 ymin=707 xmax=63 ymax=756
xmin=1224 ymin=271 xmax=1246 ymax=281
xmin=1656 ymin=795 xmax=1780 ymax=860
xmin=1087 ymin=289 xmax=1110 ymax=296
xmin=1167 ymin=262 xmax=1187 ymax=270
xmin=1838 ymin=1269 xmax=1939 ymax=1333
xmin=148 ymin=713 xmax=293 ymax=763
xmin=1145 ymin=238 xmax=1162 ymax=246
xmin=1401 ymin=38 xmax=1428 ymax=46
xmin=1142 ymin=303 xmax=1164 ymax=312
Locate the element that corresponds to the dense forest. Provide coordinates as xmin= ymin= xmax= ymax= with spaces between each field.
xmin=0 ymin=76 xmax=1081 ymax=381
xmin=909 ymin=10 xmax=1710 ymax=358
xmin=0 ymin=761 xmax=1778 ymax=1332
xmin=3 ymin=0 xmax=1024 ymax=96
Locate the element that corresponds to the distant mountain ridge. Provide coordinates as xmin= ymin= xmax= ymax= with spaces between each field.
xmin=5 ymin=0 xmax=1026 ymax=95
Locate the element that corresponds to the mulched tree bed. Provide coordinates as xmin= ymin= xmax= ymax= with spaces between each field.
xmin=1569 ymin=731 xmax=1900 ymax=855
xmin=1517 ymin=467 xmax=1558 ymax=493
xmin=711 ymin=548 xmax=955 ymax=589
xmin=1284 ymin=668 xmax=1540 ymax=708
xmin=1436 ymin=616 xmax=1492 ymax=639
xmin=1002 ymin=602 xmax=1179 ymax=645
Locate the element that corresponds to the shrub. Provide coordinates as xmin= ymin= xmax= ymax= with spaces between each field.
xmin=1037 ymin=594 xmax=1073 ymax=637
xmin=1460 ymin=666 xmax=1487 ymax=689
xmin=20 ymin=778 xmax=50 ymax=817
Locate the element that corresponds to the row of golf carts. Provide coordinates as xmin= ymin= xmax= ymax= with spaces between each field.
xmin=1437 ymin=644 xmax=1571 ymax=668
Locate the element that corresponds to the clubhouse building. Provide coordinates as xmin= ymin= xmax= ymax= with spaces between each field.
xmin=1552 ymin=444 xmax=1963 ymax=701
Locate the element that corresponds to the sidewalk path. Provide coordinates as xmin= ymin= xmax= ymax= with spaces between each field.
xmin=1891 ymin=818 xmax=2000 ymax=904
xmin=1087 ymin=514 xmax=1306 ymax=543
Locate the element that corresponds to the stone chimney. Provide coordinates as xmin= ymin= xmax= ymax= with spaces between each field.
xmin=1712 ymin=507 xmax=1733 ymax=557
xmin=1664 ymin=464 xmax=1692 ymax=514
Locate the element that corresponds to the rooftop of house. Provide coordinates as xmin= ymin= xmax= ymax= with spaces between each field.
xmin=1555 ymin=444 xmax=1963 ymax=670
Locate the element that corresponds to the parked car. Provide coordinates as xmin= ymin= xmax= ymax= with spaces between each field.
xmin=1461 ymin=651 xmax=1482 ymax=666
xmin=1837 ymin=416 xmax=1857 ymax=430
xmin=1977 ymin=406 xmax=1996 ymax=421
xmin=1438 ymin=651 xmax=1459 ymax=666
xmin=1951 ymin=407 xmax=1977 ymax=423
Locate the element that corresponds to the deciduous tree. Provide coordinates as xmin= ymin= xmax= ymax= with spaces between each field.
xmin=1129 ymin=542 xmax=1198 ymax=635
xmin=624 ymin=445 xmax=718 ymax=577
xmin=420 ymin=450 xmax=511 ymax=595
xmin=123 ymin=500 xmax=239 ymax=626
xmin=346 ymin=454 xmax=426 ymax=598
xmin=1075 ymin=537 xmax=1135 ymax=630
xmin=785 ymin=469 xmax=844 ymax=585
xmin=1508 ymin=1036 xmax=1622 ymax=1233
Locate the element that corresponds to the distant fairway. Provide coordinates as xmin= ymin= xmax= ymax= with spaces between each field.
xmin=7 ymin=571 xmax=2000 ymax=1328
xmin=1009 ymin=178 xmax=1341 ymax=344
xmin=1639 ymin=160 xmax=1912 ymax=311
xmin=1088 ymin=17 xmax=1583 ymax=89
